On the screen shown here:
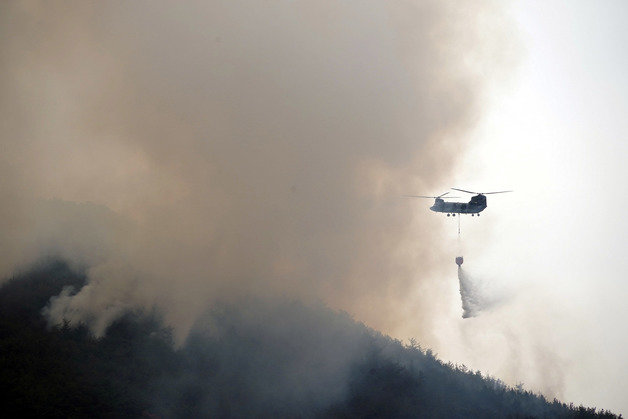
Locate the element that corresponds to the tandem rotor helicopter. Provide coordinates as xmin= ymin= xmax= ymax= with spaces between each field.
xmin=404 ymin=188 xmax=512 ymax=217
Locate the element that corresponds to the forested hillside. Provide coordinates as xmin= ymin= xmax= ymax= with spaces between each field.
xmin=0 ymin=261 xmax=619 ymax=418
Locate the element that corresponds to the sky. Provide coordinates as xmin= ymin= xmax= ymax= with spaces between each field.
xmin=0 ymin=0 xmax=626 ymax=415
xmin=429 ymin=1 xmax=628 ymax=414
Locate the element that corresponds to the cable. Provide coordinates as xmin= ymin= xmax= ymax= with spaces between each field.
xmin=458 ymin=213 xmax=460 ymax=237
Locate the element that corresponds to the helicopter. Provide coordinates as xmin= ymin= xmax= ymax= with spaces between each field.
xmin=404 ymin=188 xmax=512 ymax=217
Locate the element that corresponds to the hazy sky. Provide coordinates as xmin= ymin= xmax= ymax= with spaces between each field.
xmin=1 ymin=0 xmax=626 ymax=415
xmin=426 ymin=1 xmax=628 ymax=414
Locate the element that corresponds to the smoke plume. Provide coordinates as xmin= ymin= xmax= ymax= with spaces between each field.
xmin=0 ymin=1 xmax=513 ymax=341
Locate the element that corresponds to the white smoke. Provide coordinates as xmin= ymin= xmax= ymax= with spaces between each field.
xmin=0 ymin=0 xmax=516 ymax=342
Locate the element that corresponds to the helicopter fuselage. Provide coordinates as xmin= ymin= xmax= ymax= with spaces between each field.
xmin=430 ymin=194 xmax=487 ymax=214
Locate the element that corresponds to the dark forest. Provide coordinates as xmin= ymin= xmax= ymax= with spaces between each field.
xmin=0 ymin=260 xmax=619 ymax=418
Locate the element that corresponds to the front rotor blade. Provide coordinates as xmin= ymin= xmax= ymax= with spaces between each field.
xmin=402 ymin=195 xmax=461 ymax=199
xmin=437 ymin=191 xmax=450 ymax=198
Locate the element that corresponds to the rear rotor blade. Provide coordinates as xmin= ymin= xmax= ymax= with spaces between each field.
xmin=452 ymin=188 xmax=513 ymax=195
xmin=451 ymin=188 xmax=477 ymax=194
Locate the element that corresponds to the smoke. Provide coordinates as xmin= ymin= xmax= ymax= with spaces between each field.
xmin=169 ymin=298 xmax=374 ymax=416
xmin=0 ymin=0 xmax=514 ymax=342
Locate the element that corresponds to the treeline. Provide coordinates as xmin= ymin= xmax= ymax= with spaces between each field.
xmin=0 ymin=260 xmax=620 ymax=418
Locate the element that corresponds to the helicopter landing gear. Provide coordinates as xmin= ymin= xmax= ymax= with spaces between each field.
xmin=452 ymin=213 xmax=456 ymax=217
xmin=447 ymin=213 xmax=450 ymax=217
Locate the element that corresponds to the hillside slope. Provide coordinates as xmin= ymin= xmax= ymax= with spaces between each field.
xmin=0 ymin=261 xmax=618 ymax=418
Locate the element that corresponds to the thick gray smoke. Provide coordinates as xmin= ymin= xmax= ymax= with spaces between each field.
xmin=0 ymin=1 xmax=513 ymax=341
